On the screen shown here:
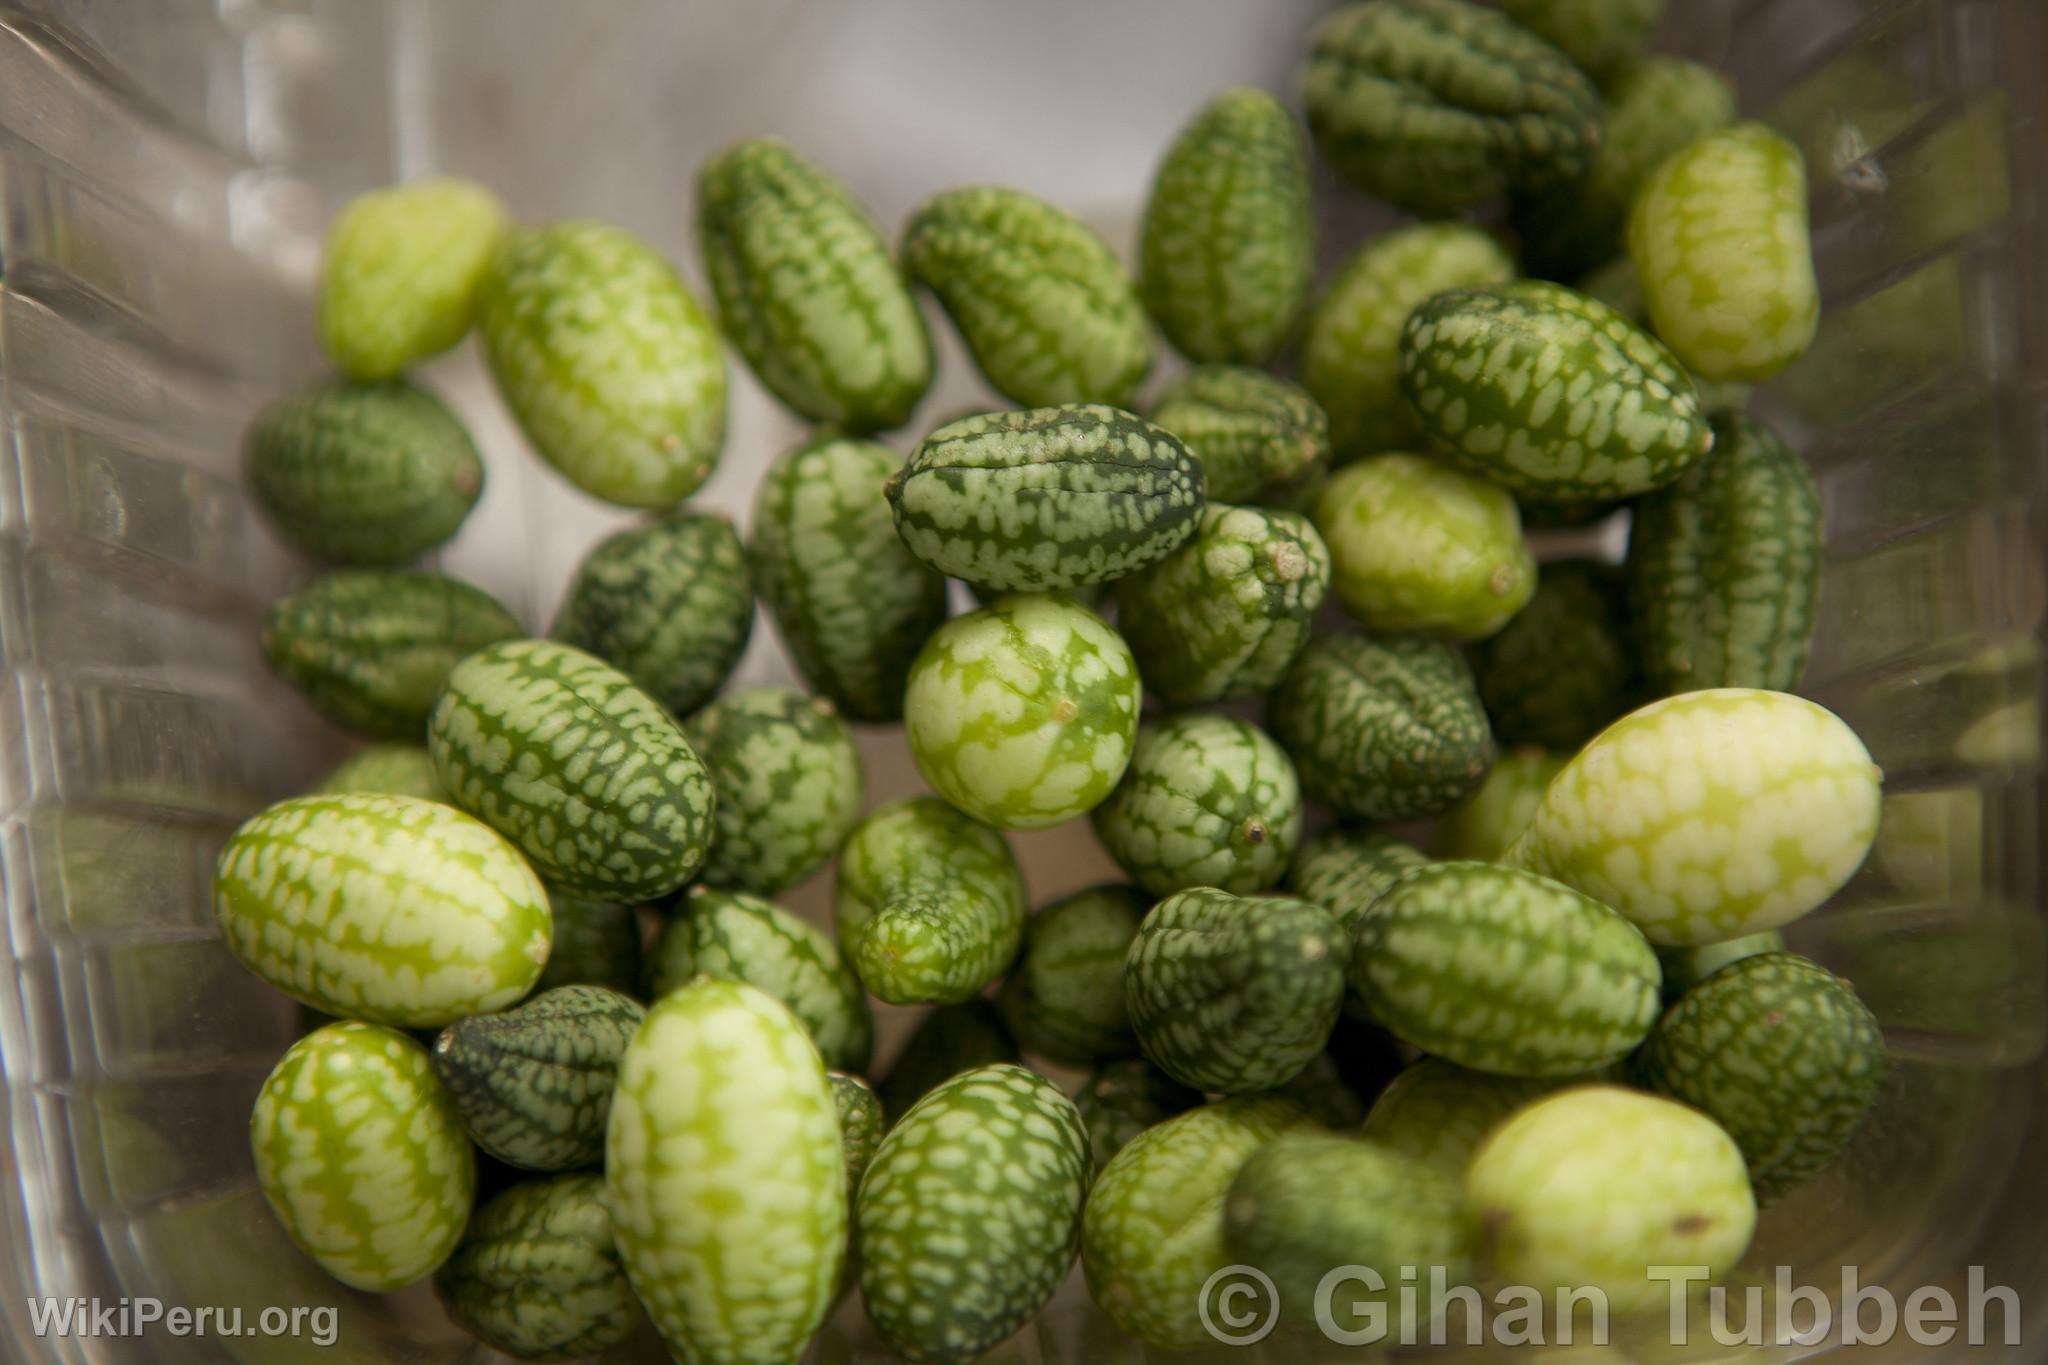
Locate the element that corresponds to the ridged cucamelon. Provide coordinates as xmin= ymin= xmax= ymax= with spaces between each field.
xmin=680 ymin=686 xmax=864 ymax=896
xmin=996 ymin=883 xmax=1149 ymax=1067
xmin=1147 ymin=366 xmax=1329 ymax=506
xmin=1073 ymin=1059 xmax=1202 ymax=1179
xmin=1473 ymin=559 xmax=1640 ymax=751
xmin=319 ymin=178 xmax=508 ymax=381
xmin=1092 ymin=714 xmax=1303 ymax=896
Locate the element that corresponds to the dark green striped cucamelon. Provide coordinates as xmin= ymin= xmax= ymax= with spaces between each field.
xmin=1632 ymin=952 xmax=1885 ymax=1197
xmin=431 ymin=985 xmax=645 ymax=1171
xmin=1499 ymin=0 xmax=1663 ymax=78
xmin=875 ymin=997 xmax=1020 ymax=1123
xmin=858 ymin=1066 xmax=1088 ymax=1362
xmin=319 ymin=178 xmax=508 ymax=381
xmin=1351 ymin=860 xmax=1662 ymax=1075
xmin=1114 ymin=503 xmax=1330 ymax=706
xmin=696 ymin=136 xmax=932 ymax=430
xmin=1473 ymin=559 xmax=1640 ymax=751
xmin=262 ymin=571 xmax=522 ymax=739
xmin=1286 ymin=825 xmax=1432 ymax=947
xmin=1627 ymin=412 xmax=1823 ymax=695
xmin=1303 ymin=0 xmax=1602 ymax=216
xmin=889 ymin=405 xmax=1204 ymax=593
xmin=645 ymin=885 xmax=873 ymax=1074
xmin=1125 ymin=887 xmax=1345 ymax=1094
xmin=427 ymin=639 xmax=716 ymax=900
xmin=1073 ymin=1059 xmax=1201 ymax=1179
xmin=314 ymin=742 xmax=446 ymax=801
xmin=1147 ymin=367 xmax=1328 ymax=507
xmin=829 ymin=1071 xmax=885 ymax=1193
xmin=535 ymin=890 xmax=643 ymax=996
xmin=434 ymin=1173 xmax=644 ymax=1362
xmin=1139 ymin=88 xmax=1313 ymax=367
xmin=548 ymin=508 xmax=754 ymax=719
xmin=996 ymin=883 xmax=1149 ymax=1067
xmin=1092 ymin=714 xmax=1303 ymax=896
xmin=1267 ymin=633 xmax=1495 ymax=821
xmin=680 ymin=686 xmax=864 ymax=896
xmin=1434 ymin=747 xmax=1565 ymax=862
xmin=1399 ymin=279 xmax=1713 ymax=501
xmin=901 ymin=186 xmax=1152 ymax=408
xmin=479 ymin=220 xmax=726 ymax=509
xmin=749 ymin=433 xmax=949 ymax=722
xmin=245 ymin=378 xmax=483 ymax=565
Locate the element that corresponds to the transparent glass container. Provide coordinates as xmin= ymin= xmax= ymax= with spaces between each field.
xmin=0 ymin=1 xmax=2041 ymax=1361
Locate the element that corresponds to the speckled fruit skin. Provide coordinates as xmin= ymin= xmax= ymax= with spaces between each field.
xmin=1464 ymin=1085 xmax=1756 ymax=1313
xmin=1656 ymin=930 xmax=1784 ymax=1002
xmin=828 ymin=1071 xmax=885 ymax=1194
xmin=1140 ymin=88 xmax=1314 ymax=367
xmin=1148 ymin=366 xmax=1330 ymax=506
xmin=680 ymin=686 xmax=864 ymax=896
xmin=834 ymin=797 xmax=1026 ymax=1006
xmin=1073 ymin=1058 xmax=1202 ymax=1179
xmin=1473 ymin=559 xmax=1640 ymax=752
xmin=319 ymin=178 xmax=508 ymax=381
xmin=605 ymin=978 xmax=844 ymax=1365
xmin=213 ymin=793 xmax=551 ymax=1029
xmin=901 ymin=185 xmax=1153 ymax=408
xmin=251 ymin=1021 xmax=475 ymax=1292
xmin=749 ymin=433 xmax=949 ymax=723
xmin=889 ymin=405 xmax=1205 ymax=594
xmin=1505 ymin=689 xmax=1883 ymax=945
xmin=876 ymin=997 xmax=1020 ymax=1122
xmin=1352 ymin=861 xmax=1662 ymax=1075
xmin=1576 ymin=255 xmax=1754 ymax=415
xmin=904 ymin=592 xmax=1141 ymax=830
xmin=1633 ymin=952 xmax=1885 ymax=1197
xmin=1314 ymin=453 xmax=1536 ymax=640
xmin=315 ymin=743 xmax=447 ymax=802
xmin=1286 ymin=825 xmax=1432 ymax=947
xmin=1630 ymin=122 xmax=1819 ymax=383
xmin=427 ymin=639 xmax=716 ymax=901
xmin=996 ymin=883 xmax=1148 ymax=1067
xmin=1092 ymin=714 xmax=1302 ymax=896
xmin=1301 ymin=224 xmax=1517 ymax=460
xmin=1362 ymin=1057 xmax=1592 ymax=1177
xmin=1435 ymin=748 xmax=1566 ymax=862
xmin=696 ymin=136 xmax=932 ymax=430
xmin=1303 ymin=0 xmax=1602 ymax=216
xmin=478 ymin=220 xmax=727 ymax=509
xmin=1399 ymin=279 xmax=1713 ymax=501
xmin=1499 ymin=0 xmax=1663 ymax=78
xmin=857 ymin=1065 xmax=1089 ymax=1363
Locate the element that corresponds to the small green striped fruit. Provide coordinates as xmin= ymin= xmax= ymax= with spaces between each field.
xmin=606 ymin=978 xmax=844 ymax=1365
xmin=1148 ymin=366 xmax=1329 ymax=506
xmin=319 ymin=178 xmax=508 ymax=381
xmin=858 ymin=1065 xmax=1089 ymax=1362
xmin=1434 ymin=748 xmax=1566 ymax=862
xmin=696 ymin=136 xmax=932 ymax=430
xmin=1473 ymin=559 xmax=1640 ymax=751
xmin=1498 ymin=0 xmax=1663 ymax=79
xmin=996 ymin=883 xmax=1149 ymax=1067
xmin=828 ymin=1071 xmax=885 ymax=1194
xmin=1657 ymin=930 xmax=1784 ymax=1003
xmin=313 ymin=743 xmax=445 ymax=802
xmin=1361 ymin=1057 xmax=1589 ymax=1177
xmin=680 ymin=686 xmax=864 ymax=896
xmin=1092 ymin=714 xmax=1302 ymax=896
xmin=1073 ymin=1059 xmax=1202 ymax=1179
xmin=213 ymin=793 xmax=550 ymax=1028
xmin=251 ymin=1021 xmax=474 ymax=1291
xmin=427 ymin=639 xmax=715 ymax=900
xmin=1351 ymin=861 xmax=1661 ymax=1075
xmin=875 ymin=997 xmax=1020 ymax=1122
xmin=904 ymin=592 xmax=1141 ymax=830
xmin=1286 ymin=825 xmax=1432 ymax=947
xmin=479 ymin=220 xmax=726 ymax=509
xmin=535 ymin=890 xmax=643 ymax=996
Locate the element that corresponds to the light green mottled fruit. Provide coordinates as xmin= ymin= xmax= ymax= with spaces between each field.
xmin=548 ymin=509 xmax=754 ymax=719
xmin=1361 ymin=1057 xmax=1586 ymax=1178
xmin=1352 ymin=861 xmax=1661 ymax=1075
xmin=1286 ymin=826 xmax=1432 ymax=946
xmin=889 ymin=405 xmax=1205 ymax=594
xmin=606 ymin=978 xmax=844 ymax=1365
xmin=1577 ymin=255 xmax=1754 ymax=415
xmin=245 ymin=378 xmax=484 ymax=566
xmin=319 ymin=178 xmax=509 ymax=381
xmin=251 ymin=1021 xmax=475 ymax=1292
xmin=1126 ymin=888 xmax=1345 ymax=1093
xmin=213 ymin=794 xmax=550 ymax=1028
xmin=1081 ymin=1094 xmax=1314 ymax=1348
xmin=875 ymin=997 xmax=1019 ymax=1122
xmin=996 ymin=883 xmax=1149 ymax=1067
xmin=1504 ymin=689 xmax=1883 ymax=945
xmin=749 ymin=434 xmax=949 ymax=722
xmin=1314 ymin=454 xmax=1536 ymax=640
xmin=1399 ymin=280 xmax=1713 ymax=501
xmin=645 ymin=885 xmax=873 ymax=1074
xmin=828 ymin=1072 xmax=885 ymax=1193
xmin=262 ymin=571 xmax=523 ymax=740
xmin=1435 ymin=748 xmax=1566 ymax=862
xmin=1465 ymin=1085 xmax=1755 ymax=1313
xmin=1114 ymin=503 xmax=1331 ymax=706
xmin=904 ymin=593 xmax=1141 ymax=831
xmin=427 ymin=639 xmax=716 ymax=900
xmin=1148 ymin=366 xmax=1330 ymax=506
xmin=1301 ymin=224 xmax=1517 ymax=460
xmin=535 ymin=890 xmax=643 ymax=996
xmin=1515 ymin=56 xmax=1736 ymax=282
xmin=901 ymin=185 xmax=1153 ymax=408
xmin=859 ymin=1065 xmax=1089 ymax=1362
xmin=314 ymin=743 xmax=446 ymax=802
xmin=1473 ymin=559 xmax=1640 ymax=751
xmin=1073 ymin=1059 xmax=1202 ymax=1180
xmin=479 ymin=220 xmax=726 ymax=509
xmin=834 ymin=797 xmax=1027 ymax=1005
xmin=1267 ymin=633 xmax=1495 ymax=821
xmin=681 ymin=687 xmax=863 ymax=896
xmin=1092 ymin=714 xmax=1303 ymax=896
xmin=1497 ymin=0 xmax=1662 ymax=78
xmin=696 ymin=136 xmax=932 ymax=430
xmin=434 ymin=1173 xmax=643 ymax=1363
xmin=1656 ymin=930 xmax=1784 ymax=1003
xmin=1629 ymin=123 xmax=1820 ymax=383
xmin=1139 ymin=88 xmax=1314 ymax=367
xmin=1627 ymin=412 xmax=1824 ymax=695
xmin=1633 ymin=953 xmax=1885 ymax=1197
xmin=1303 ymin=0 xmax=1603 ymax=216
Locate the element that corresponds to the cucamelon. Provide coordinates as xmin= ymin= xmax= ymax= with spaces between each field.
xmin=1147 ymin=366 xmax=1329 ymax=506
xmin=996 ymin=883 xmax=1149 ymax=1067
xmin=313 ymin=743 xmax=446 ymax=802
xmin=1472 ymin=559 xmax=1640 ymax=751
xmin=1072 ymin=1058 xmax=1202 ymax=1180
xmin=319 ymin=177 xmax=508 ymax=381
xmin=680 ymin=686 xmax=864 ymax=896
xmin=1434 ymin=747 xmax=1566 ymax=862
xmin=875 ymin=997 xmax=1020 ymax=1123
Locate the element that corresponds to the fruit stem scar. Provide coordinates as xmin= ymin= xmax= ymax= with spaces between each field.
xmin=1672 ymin=1215 xmax=1712 ymax=1235
xmin=1051 ymin=698 xmax=1080 ymax=723
xmin=1243 ymin=820 xmax=1267 ymax=844
xmin=1270 ymin=543 xmax=1308 ymax=582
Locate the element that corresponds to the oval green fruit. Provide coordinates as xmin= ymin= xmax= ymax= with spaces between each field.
xmin=319 ymin=177 xmax=508 ymax=381
xmin=875 ymin=997 xmax=1020 ymax=1122
xmin=680 ymin=686 xmax=864 ymax=896
xmin=1434 ymin=748 xmax=1565 ymax=862
xmin=1361 ymin=1057 xmax=1588 ymax=1178
xmin=1073 ymin=1058 xmax=1202 ymax=1179
xmin=1092 ymin=714 xmax=1302 ymax=896
xmin=828 ymin=1071 xmax=885 ymax=1194
xmin=996 ymin=883 xmax=1149 ymax=1068
xmin=313 ymin=743 xmax=446 ymax=802
xmin=1472 ymin=559 xmax=1639 ymax=751
xmin=1148 ymin=366 xmax=1329 ymax=506
xmin=1498 ymin=0 xmax=1663 ymax=78
xmin=535 ymin=890 xmax=643 ymax=996
xmin=1286 ymin=825 xmax=1432 ymax=946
